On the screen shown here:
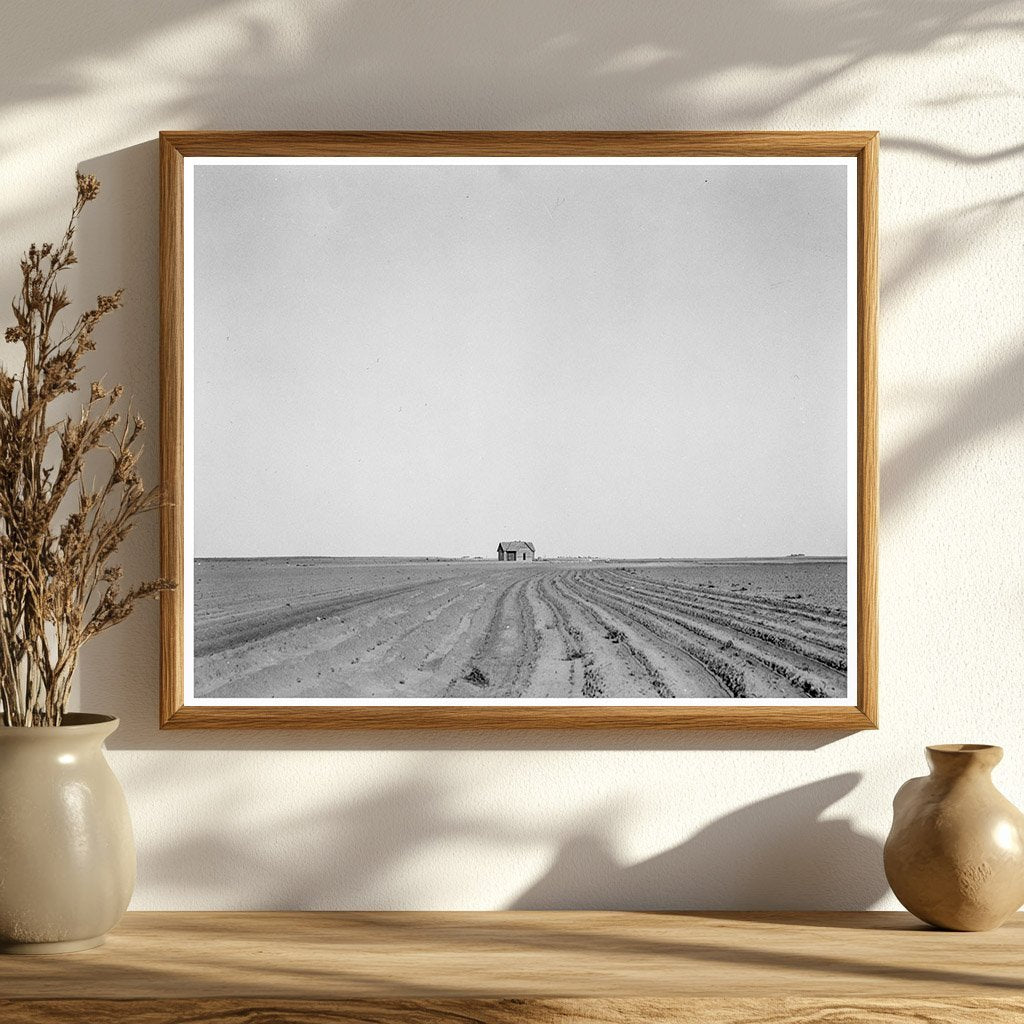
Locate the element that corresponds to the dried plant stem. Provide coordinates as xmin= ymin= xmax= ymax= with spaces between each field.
xmin=0 ymin=174 xmax=173 ymax=726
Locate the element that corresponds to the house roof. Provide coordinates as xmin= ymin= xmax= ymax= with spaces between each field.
xmin=498 ymin=540 xmax=535 ymax=552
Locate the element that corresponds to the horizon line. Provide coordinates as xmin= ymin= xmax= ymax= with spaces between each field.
xmin=193 ymin=553 xmax=848 ymax=562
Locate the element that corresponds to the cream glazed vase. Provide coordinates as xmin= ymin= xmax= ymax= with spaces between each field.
xmin=0 ymin=713 xmax=135 ymax=953
xmin=884 ymin=744 xmax=1024 ymax=931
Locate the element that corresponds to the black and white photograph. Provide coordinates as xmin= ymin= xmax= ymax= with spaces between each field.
xmin=182 ymin=153 xmax=858 ymax=708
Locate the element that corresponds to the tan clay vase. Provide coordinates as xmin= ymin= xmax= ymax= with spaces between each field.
xmin=884 ymin=744 xmax=1024 ymax=931
xmin=0 ymin=714 xmax=135 ymax=953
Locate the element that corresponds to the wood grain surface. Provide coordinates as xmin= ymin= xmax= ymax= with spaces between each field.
xmin=159 ymin=130 xmax=879 ymax=731
xmin=4 ymin=997 xmax=1023 ymax=1024
xmin=0 ymin=911 xmax=1020 ymax=1023
xmin=0 ymin=913 xmax=1019 ymax=1007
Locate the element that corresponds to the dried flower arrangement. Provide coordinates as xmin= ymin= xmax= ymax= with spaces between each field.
xmin=0 ymin=174 xmax=172 ymax=726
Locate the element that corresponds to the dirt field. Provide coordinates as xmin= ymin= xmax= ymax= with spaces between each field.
xmin=193 ymin=557 xmax=848 ymax=700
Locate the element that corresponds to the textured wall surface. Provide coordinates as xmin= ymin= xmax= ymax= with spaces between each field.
xmin=1 ymin=0 xmax=1021 ymax=910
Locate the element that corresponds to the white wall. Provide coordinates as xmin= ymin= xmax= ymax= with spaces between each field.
xmin=2 ymin=0 xmax=1021 ymax=910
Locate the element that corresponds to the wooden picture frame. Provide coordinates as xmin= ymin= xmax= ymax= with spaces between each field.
xmin=160 ymin=131 xmax=877 ymax=730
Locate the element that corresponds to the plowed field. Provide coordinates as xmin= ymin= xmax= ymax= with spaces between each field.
xmin=193 ymin=558 xmax=847 ymax=700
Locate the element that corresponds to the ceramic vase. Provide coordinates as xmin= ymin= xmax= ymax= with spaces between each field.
xmin=884 ymin=744 xmax=1024 ymax=931
xmin=0 ymin=713 xmax=135 ymax=953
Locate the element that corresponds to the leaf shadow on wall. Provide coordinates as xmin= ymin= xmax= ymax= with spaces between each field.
xmin=511 ymin=773 xmax=887 ymax=910
xmin=0 ymin=0 xmax=1016 ymax=172
xmin=131 ymin=763 xmax=887 ymax=911
xmin=882 ymin=338 xmax=1024 ymax=513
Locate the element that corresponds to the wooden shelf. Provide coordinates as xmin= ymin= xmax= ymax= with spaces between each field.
xmin=0 ymin=911 xmax=1021 ymax=1022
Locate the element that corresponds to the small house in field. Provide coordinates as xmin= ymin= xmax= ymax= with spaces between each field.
xmin=497 ymin=540 xmax=535 ymax=562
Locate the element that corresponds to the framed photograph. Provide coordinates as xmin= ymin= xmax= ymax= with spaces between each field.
xmin=159 ymin=131 xmax=877 ymax=729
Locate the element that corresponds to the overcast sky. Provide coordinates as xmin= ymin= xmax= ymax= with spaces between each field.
xmin=192 ymin=160 xmax=849 ymax=559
